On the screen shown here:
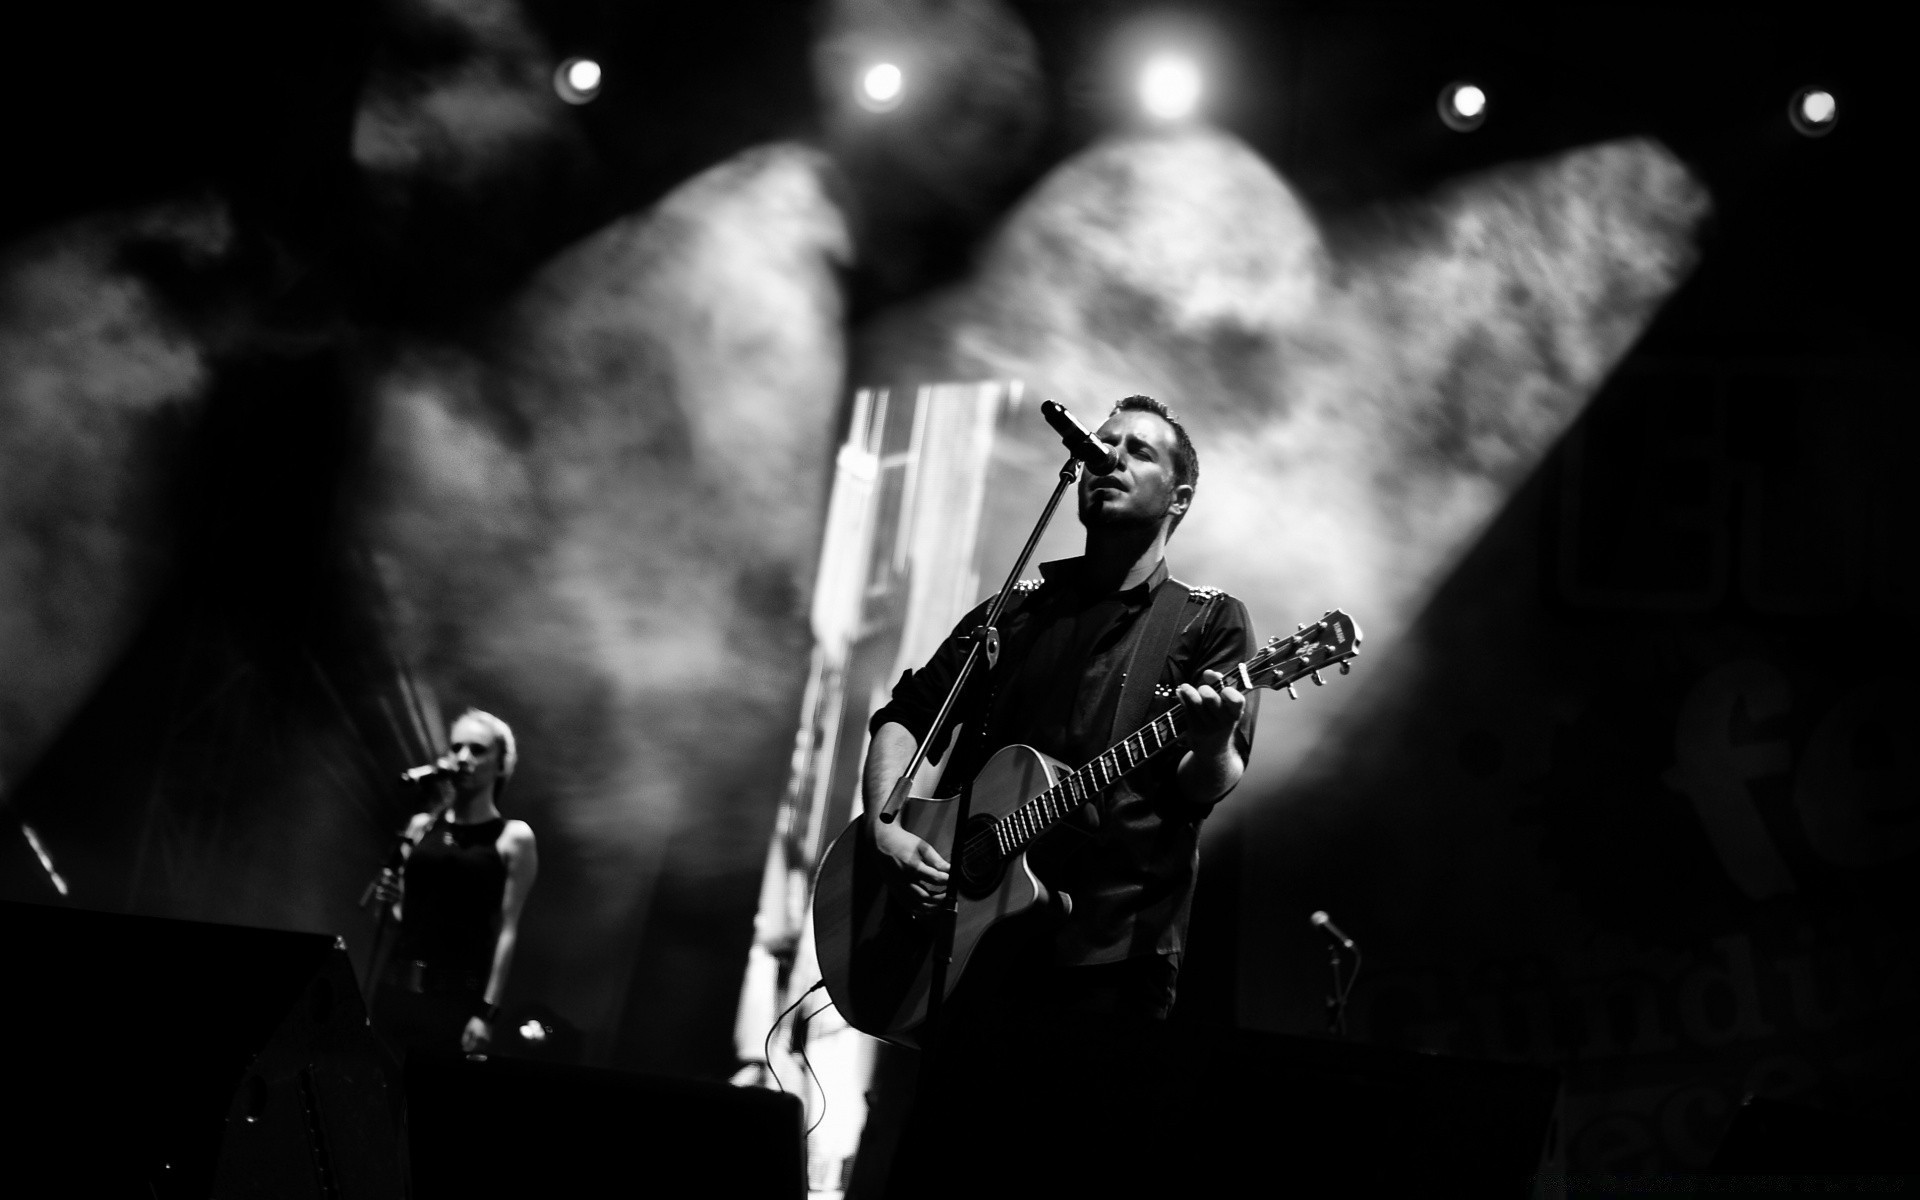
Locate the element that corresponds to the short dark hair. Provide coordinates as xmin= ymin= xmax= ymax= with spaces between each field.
xmin=1112 ymin=395 xmax=1198 ymax=530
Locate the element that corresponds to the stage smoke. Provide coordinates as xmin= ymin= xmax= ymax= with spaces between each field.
xmin=351 ymin=0 xmax=590 ymax=296
xmin=0 ymin=201 xmax=227 ymax=791
xmin=859 ymin=128 xmax=1708 ymax=803
xmin=359 ymin=143 xmax=851 ymax=1037
xmin=353 ymin=0 xmax=571 ymax=188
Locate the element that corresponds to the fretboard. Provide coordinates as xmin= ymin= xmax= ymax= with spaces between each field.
xmin=969 ymin=702 xmax=1193 ymax=862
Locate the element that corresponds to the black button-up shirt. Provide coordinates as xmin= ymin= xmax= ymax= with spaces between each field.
xmin=870 ymin=557 xmax=1259 ymax=966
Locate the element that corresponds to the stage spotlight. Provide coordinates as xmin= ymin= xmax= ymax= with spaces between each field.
xmin=857 ymin=62 xmax=904 ymax=112
xmin=1439 ymin=81 xmax=1487 ymax=132
xmin=1789 ymin=87 xmax=1837 ymax=137
xmin=554 ymin=57 xmax=602 ymax=105
xmin=1139 ymin=54 xmax=1202 ymax=121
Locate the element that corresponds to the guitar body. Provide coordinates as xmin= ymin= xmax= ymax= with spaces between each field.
xmin=812 ymin=743 xmax=1067 ymax=1047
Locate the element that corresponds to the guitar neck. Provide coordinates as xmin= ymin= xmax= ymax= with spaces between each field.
xmin=984 ymin=702 xmax=1194 ymax=859
xmin=967 ymin=609 xmax=1359 ymax=865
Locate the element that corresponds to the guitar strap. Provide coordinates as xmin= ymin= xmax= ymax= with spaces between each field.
xmin=1108 ymin=577 xmax=1200 ymax=746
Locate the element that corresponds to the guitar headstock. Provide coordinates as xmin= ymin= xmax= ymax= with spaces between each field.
xmin=1239 ymin=610 xmax=1362 ymax=698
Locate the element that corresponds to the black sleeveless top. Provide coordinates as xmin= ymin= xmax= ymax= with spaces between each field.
xmin=398 ymin=813 xmax=507 ymax=978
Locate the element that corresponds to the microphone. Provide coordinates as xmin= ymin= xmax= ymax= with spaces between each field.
xmin=1310 ymin=910 xmax=1356 ymax=950
xmin=399 ymin=758 xmax=455 ymax=785
xmin=1040 ymin=400 xmax=1119 ymax=475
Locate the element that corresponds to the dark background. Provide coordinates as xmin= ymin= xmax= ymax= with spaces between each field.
xmin=0 ymin=1 xmax=1910 ymax=1178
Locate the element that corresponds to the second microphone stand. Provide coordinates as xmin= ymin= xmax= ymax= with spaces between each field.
xmin=1324 ymin=941 xmax=1362 ymax=1038
xmin=358 ymin=782 xmax=454 ymax=1019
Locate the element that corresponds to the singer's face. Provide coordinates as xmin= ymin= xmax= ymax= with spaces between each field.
xmin=449 ymin=715 xmax=503 ymax=797
xmin=1078 ymin=409 xmax=1191 ymax=532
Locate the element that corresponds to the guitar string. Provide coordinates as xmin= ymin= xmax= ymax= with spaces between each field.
xmin=966 ymin=696 xmax=1195 ymax=864
xmin=984 ymin=696 xmax=1197 ymax=859
xmin=960 ymin=705 xmax=1189 ymax=875
xmin=959 ymin=658 xmax=1246 ymax=865
xmin=958 ymin=637 xmax=1344 ymax=867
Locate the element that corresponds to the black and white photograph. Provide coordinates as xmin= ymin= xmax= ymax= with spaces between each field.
xmin=1 ymin=2 xmax=1912 ymax=1196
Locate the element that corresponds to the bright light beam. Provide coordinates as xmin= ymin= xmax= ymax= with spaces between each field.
xmin=1139 ymin=55 xmax=1202 ymax=122
xmin=555 ymin=57 xmax=603 ymax=105
xmin=1790 ymin=87 xmax=1837 ymax=137
xmin=858 ymin=62 xmax=904 ymax=112
xmin=1440 ymin=82 xmax=1488 ymax=132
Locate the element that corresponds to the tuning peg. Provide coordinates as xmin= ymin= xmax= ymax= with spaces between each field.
xmin=1340 ymin=662 xmax=1351 ymax=675
xmin=1295 ymin=621 xmax=1307 ymax=632
xmin=1285 ymin=683 xmax=1298 ymax=699
xmin=1311 ymin=671 xmax=1325 ymax=686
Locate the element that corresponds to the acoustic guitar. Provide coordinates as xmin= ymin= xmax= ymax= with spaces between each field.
xmin=812 ymin=609 xmax=1361 ymax=1046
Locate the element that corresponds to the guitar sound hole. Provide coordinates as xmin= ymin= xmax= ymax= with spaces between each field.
xmin=955 ymin=814 xmax=1006 ymax=899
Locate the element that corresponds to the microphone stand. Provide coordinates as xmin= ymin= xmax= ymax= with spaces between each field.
xmin=1323 ymin=941 xmax=1362 ymax=1039
xmin=875 ymin=453 xmax=1082 ymax=1020
xmin=359 ymin=783 xmax=455 ymax=1020
xmin=1323 ymin=943 xmax=1347 ymax=1038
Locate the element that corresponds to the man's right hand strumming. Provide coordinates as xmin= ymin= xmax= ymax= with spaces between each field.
xmin=865 ymin=720 xmax=951 ymax=913
xmin=873 ymin=817 xmax=950 ymax=913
